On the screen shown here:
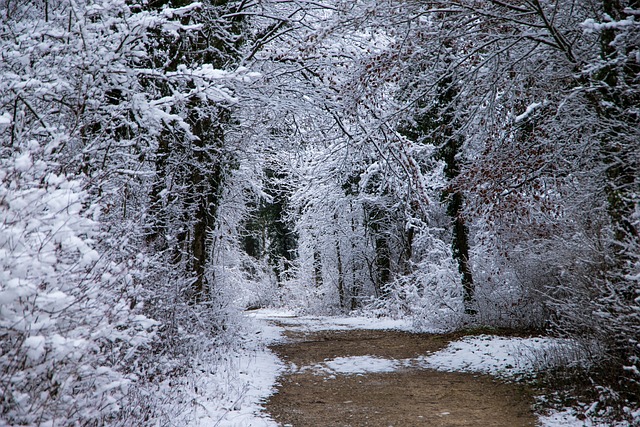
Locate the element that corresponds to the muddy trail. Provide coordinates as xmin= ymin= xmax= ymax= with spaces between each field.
xmin=264 ymin=327 xmax=537 ymax=427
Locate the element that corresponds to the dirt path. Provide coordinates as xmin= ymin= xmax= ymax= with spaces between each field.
xmin=264 ymin=328 xmax=537 ymax=427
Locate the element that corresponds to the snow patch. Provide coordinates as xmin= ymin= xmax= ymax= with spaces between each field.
xmin=246 ymin=308 xmax=297 ymax=320
xmin=307 ymin=355 xmax=400 ymax=376
xmin=419 ymin=335 xmax=577 ymax=378
xmin=247 ymin=309 xmax=414 ymax=335
xmin=538 ymin=407 xmax=624 ymax=427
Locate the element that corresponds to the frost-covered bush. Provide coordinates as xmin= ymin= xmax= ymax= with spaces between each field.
xmin=469 ymin=230 xmax=550 ymax=330
xmin=0 ymin=2 xmax=169 ymax=422
xmin=0 ymin=145 xmax=156 ymax=425
xmin=367 ymin=225 xmax=464 ymax=331
xmin=372 ymin=270 xmax=463 ymax=332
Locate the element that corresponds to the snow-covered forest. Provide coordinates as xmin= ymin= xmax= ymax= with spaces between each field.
xmin=1 ymin=0 xmax=638 ymax=425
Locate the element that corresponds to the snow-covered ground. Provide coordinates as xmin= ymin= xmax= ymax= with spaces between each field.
xmin=172 ymin=313 xmax=285 ymax=427
xmin=184 ymin=346 xmax=283 ymax=427
xmin=181 ymin=309 xmax=628 ymax=427
xmin=249 ymin=307 xmax=415 ymax=333
xmin=418 ymin=335 xmax=580 ymax=378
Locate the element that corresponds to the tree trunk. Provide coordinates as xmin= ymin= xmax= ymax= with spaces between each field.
xmin=313 ymin=249 xmax=323 ymax=287
xmin=336 ymin=240 xmax=345 ymax=309
xmin=187 ymin=104 xmax=227 ymax=303
xmin=350 ymin=204 xmax=362 ymax=310
xmin=375 ymin=235 xmax=391 ymax=297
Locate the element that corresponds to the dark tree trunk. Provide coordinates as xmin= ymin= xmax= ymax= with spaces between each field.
xmin=350 ymin=211 xmax=362 ymax=311
xmin=440 ymin=131 xmax=474 ymax=312
xmin=374 ymin=235 xmax=391 ymax=297
xmin=313 ymin=249 xmax=323 ymax=287
xmin=336 ymin=240 xmax=345 ymax=309
xmin=187 ymin=104 xmax=227 ymax=303
xmin=147 ymin=132 xmax=171 ymax=249
xmin=365 ymin=205 xmax=392 ymax=298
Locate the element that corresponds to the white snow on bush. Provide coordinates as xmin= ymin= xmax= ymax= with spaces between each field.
xmin=0 ymin=146 xmax=156 ymax=425
xmin=0 ymin=111 xmax=12 ymax=125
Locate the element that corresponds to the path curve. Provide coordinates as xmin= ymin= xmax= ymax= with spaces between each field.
xmin=264 ymin=327 xmax=537 ymax=427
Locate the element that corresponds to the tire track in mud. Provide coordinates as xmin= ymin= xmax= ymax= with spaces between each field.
xmin=264 ymin=328 xmax=537 ymax=427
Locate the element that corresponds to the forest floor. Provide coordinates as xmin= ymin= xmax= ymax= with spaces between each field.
xmin=264 ymin=325 xmax=536 ymax=427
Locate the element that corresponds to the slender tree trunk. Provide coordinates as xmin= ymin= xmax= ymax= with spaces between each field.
xmin=364 ymin=205 xmax=392 ymax=298
xmin=188 ymin=105 xmax=227 ymax=302
xmin=375 ymin=235 xmax=391 ymax=297
xmin=400 ymin=219 xmax=414 ymax=275
xmin=191 ymin=194 xmax=209 ymax=301
xmin=148 ymin=131 xmax=171 ymax=249
xmin=336 ymin=240 xmax=345 ymax=309
xmin=313 ymin=249 xmax=323 ymax=287
xmin=438 ymin=125 xmax=473 ymax=309
xmin=449 ymin=190 xmax=474 ymax=310
xmin=350 ymin=203 xmax=361 ymax=310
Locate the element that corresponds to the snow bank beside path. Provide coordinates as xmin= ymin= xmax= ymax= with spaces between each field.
xmin=420 ymin=334 xmax=579 ymax=378
xmin=184 ymin=347 xmax=282 ymax=427
xmin=177 ymin=312 xmax=286 ymax=427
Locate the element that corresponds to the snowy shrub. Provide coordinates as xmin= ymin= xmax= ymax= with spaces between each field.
xmin=374 ymin=272 xmax=463 ymax=332
xmin=0 ymin=146 xmax=156 ymax=425
xmin=368 ymin=229 xmax=464 ymax=332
